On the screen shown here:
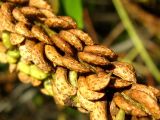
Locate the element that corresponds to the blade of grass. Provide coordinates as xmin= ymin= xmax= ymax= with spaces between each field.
xmin=113 ymin=0 xmax=160 ymax=82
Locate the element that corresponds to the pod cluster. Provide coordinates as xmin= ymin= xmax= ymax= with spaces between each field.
xmin=0 ymin=0 xmax=160 ymax=120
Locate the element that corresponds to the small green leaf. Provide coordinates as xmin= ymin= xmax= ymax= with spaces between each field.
xmin=61 ymin=0 xmax=84 ymax=29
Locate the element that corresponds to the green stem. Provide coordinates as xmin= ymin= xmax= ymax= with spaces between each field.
xmin=113 ymin=0 xmax=160 ymax=82
xmin=115 ymin=109 xmax=125 ymax=120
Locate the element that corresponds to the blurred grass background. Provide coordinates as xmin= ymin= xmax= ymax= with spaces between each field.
xmin=0 ymin=0 xmax=160 ymax=119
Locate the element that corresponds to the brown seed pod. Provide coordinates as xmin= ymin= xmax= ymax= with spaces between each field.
xmin=62 ymin=56 xmax=90 ymax=73
xmin=59 ymin=30 xmax=83 ymax=51
xmin=30 ymin=77 xmax=42 ymax=86
xmin=131 ymin=84 xmax=157 ymax=101
xmin=20 ymin=6 xmax=41 ymax=16
xmin=108 ymin=77 xmax=132 ymax=88
xmin=51 ymin=79 xmax=69 ymax=106
xmin=31 ymin=25 xmax=53 ymax=44
xmin=54 ymin=67 xmax=77 ymax=96
xmin=90 ymin=101 xmax=107 ymax=120
xmin=68 ymin=29 xmax=94 ymax=45
xmin=10 ymin=33 xmax=25 ymax=45
xmin=77 ymin=107 xmax=89 ymax=114
xmin=0 ymin=9 xmax=15 ymax=32
xmin=1 ymin=2 xmax=14 ymax=21
xmin=124 ymin=89 xmax=160 ymax=119
xmin=78 ymin=76 xmax=105 ymax=100
xmin=45 ymin=17 xmax=77 ymax=29
xmin=51 ymin=34 xmax=74 ymax=55
xmin=9 ymin=64 xmax=17 ymax=73
xmin=19 ymin=39 xmax=36 ymax=63
xmin=77 ymin=91 xmax=95 ymax=112
xmin=86 ymin=72 xmax=111 ymax=91
xmin=110 ymin=100 xmax=119 ymax=120
xmin=15 ymin=22 xmax=33 ymax=37
xmin=113 ymin=93 xmax=147 ymax=117
xmin=12 ymin=8 xmax=29 ymax=24
xmin=78 ymin=52 xmax=110 ymax=66
xmin=112 ymin=61 xmax=137 ymax=83
xmin=8 ymin=0 xmax=28 ymax=4
xmin=84 ymin=45 xmax=117 ymax=60
xmin=45 ymin=45 xmax=63 ymax=66
xmin=31 ymin=42 xmax=51 ymax=72
xmin=29 ymin=0 xmax=51 ymax=10
xmin=39 ymin=9 xmax=56 ymax=18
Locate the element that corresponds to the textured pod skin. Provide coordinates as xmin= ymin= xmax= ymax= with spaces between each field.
xmin=10 ymin=33 xmax=25 ymax=45
xmin=59 ymin=30 xmax=83 ymax=51
xmin=84 ymin=45 xmax=117 ymax=60
xmin=124 ymin=89 xmax=160 ymax=119
xmin=29 ymin=0 xmax=51 ymax=10
xmin=113 ymin=93 xmax=147 ymax=117
xmin=45 ymin=45 xmax=63 ymax=66
xmin=110 ymin=100 xmax=119 ymax=120
xmin=20 ymin=6 xmax=41 ymax=16
xmin=54 ymin=67 xmax=77 ymax=96
xmin=90 ymin=101 xmax=107 ymax=120
xmin=51 ymin=34 xmax=74 ymax=55
xmin=62 ymin=56 xmax=90 ymax=73
xmin=31 ymin=42 xmax=51 ymax=72
xmin=15 ymin=22 xmax=33 ymax=37
xmin=12 ymin=8 xmax=29 ymax=24
xmin=68 ymin=29 xmax=94 ymax=45
xmin=31 ymin=25 xmax=53 ymax=44
xmin=86 ymin=72 xmax=111 ymax=91
xmin=78 ymin=76 xmax=105 ymax=100
xmin=78 ymin=52 xmax=109 ymax=65
xmin=77 ymin=91 xmax=95 ymax=112
xmin=112 ymin=62 xmax=137 ymax=83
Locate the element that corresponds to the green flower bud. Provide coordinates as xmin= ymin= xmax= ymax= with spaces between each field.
xmin=2 ymin=31 xmax=13 ymax=49
xmin=17 ymin=62 xmax=30 ymax=74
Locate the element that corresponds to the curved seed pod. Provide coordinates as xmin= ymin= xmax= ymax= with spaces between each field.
xmin=59 ymin=30 xmax=83 ymax=51
xmin=45 ymin=17 xmax=77 ymax=29
xmin=51 ymin=34 xmax=74 ymax=55
xmin=9 ymin=64 xmax=17 ymax=73
xmin=12 ymin=8 xmax=29 ymax=24
xmin=45 ymin=45 xmax=63 ymax=66
xmin=20 ymin=6 xmax=41 ymax=16
xmin=90 ymin=101 xmax=107 ymax=120
xmin=39 ymin=9 xmax=56 ymax=18
xmin=31 ymin=25 xmax=53 ymax=44
xmin=51 ymin=79 xmax=69 ymax=106
xmin=43 ymin=79 xmax=54 ymax=96
xmin=54 ymin=67 xmax=77 ymax=96
xmin=112 ymin=62 xmax=137 ymax=83
xmin=29 ymin=0 xmax=51 ymax=10
xmin=84 ymin=45 xmax=117 ymax=60
xmin=10 ymin=33 xmax=25 ymax=45
xmin=1 ymin=2 xmax=14 ymax=21
xmin=17 ymin=61 xmax=30 ymax=74
xmin=125 ymin=89 xmax=160 ymax=119
xmin=7 ymin=49 xmax=20 ymax=59
xmin=58 ymin=16 xmax=77 ymax=29
xmin=148 ymin=86 xmax=160 ymax=97
xmin=78 ymin=52 xmax=109 ymax=65
xmin=79 ymin=59 xmax=104 ymax=73
xmin=7 ymin=53 xmax=18 ymax=64
xmin=31 ymin=42 xmax=51 ymax=72
xmin=30 ymin=65 xmax=48 ymax=80
xmin=77 ymin=91 xmax=95 ymax=111
xmin=19 ymin=39 xmax=36 ymax=63
xmin=68 ymin=29 xmax=94 ymax=45
xmin=78 ymin=76 xmax=105 ymax=100
xmin=131 ymin=84 xmax=157 ymax=101
xmin=0 ymin=10 xmax=15 ymax=32
xmin=18 ymin=72 xmax=31 ymax=84
xmin=15 ymin=22 xmax=33 ymax=37
xmin=108 ymin=78 xmax=132 ymax=88
xmin=86 ymin=72 xmax=111 ymax=91
xmin=2 ymin=31 xmax=13 ymax=49
xmin=62 ymin=56 xmax=90 ymax=73
xmin=113 ymin=93 xmax=147 ymax=117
